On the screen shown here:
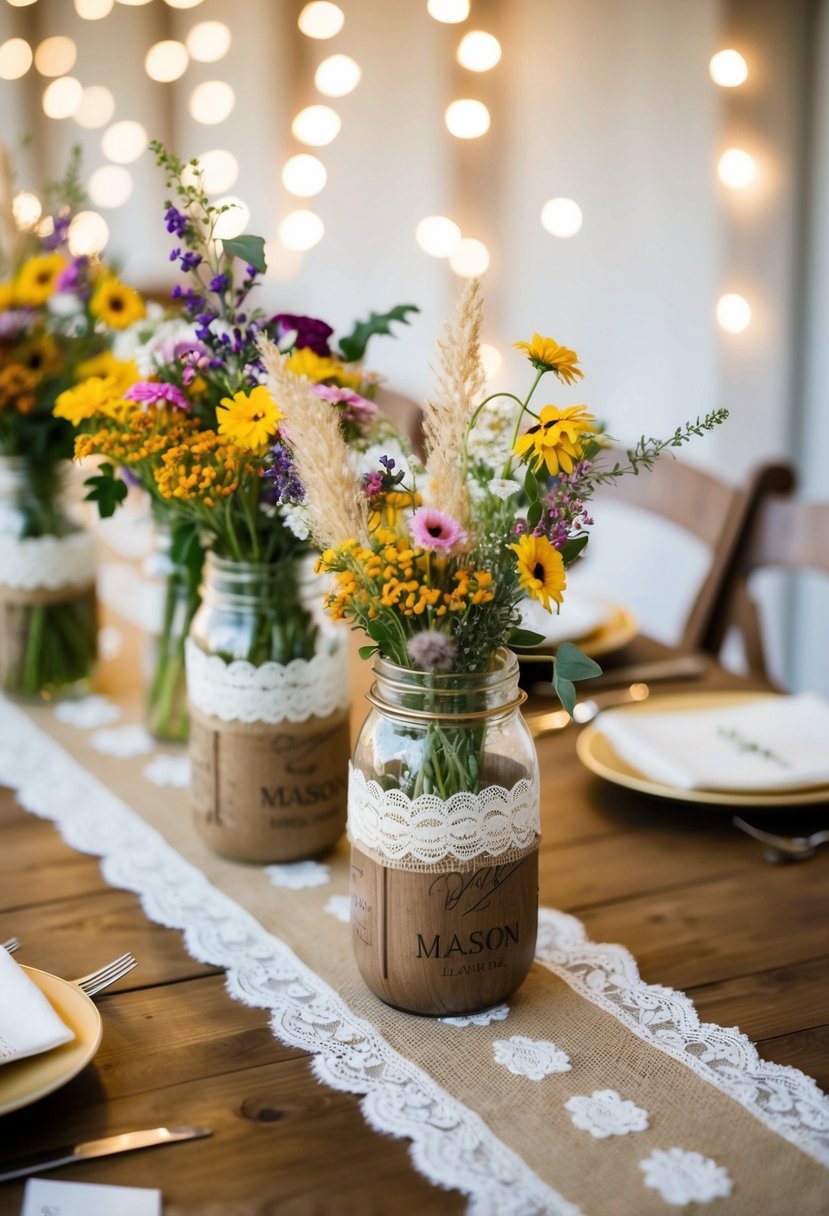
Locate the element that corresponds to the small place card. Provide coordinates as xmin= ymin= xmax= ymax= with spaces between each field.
xmin=22 ymin=1178 xmax=161 ymax=1216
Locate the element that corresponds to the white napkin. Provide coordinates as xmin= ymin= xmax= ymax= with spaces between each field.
xmin=0 ymin=948 xmax=75 ymax=1065
xmin=518 ymin=589 xmax=610 ymax=648
xmin=596 ymin=692 xmax=829 ymax=792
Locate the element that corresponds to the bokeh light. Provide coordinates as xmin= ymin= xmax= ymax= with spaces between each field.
xmin=457 ymin=31 xmax=501 ymax=72
xmin=427 ymin=0 xmax=470 ymax=23
xmin=709 ymin=49 xmax=748 ymax=87
xmin=415 ymin=215 xmax=461 ymax=258
xmin=449 ymin=237 xmax=490 ymax=277
xmin=75 ymin=0 xmax=115 ymax=18
xmin=479 ymin=343 xmax=503 ymax=380
xmin=101 ymin=120 xmax=149 ymax=164
xmin=68 ymin=210 xmax=109 ymax=255
xmin=541 ymin=197 xmax=583 ymax=238
xmin=282 ymin=154 xmax=327 ymax=197
xmin=34 ymin=36 xmax=77 ymax=77
xmin=74 ymin=85 xmax=116 ymax=129
xmin=213 ymin=197 xmax=250 ymax=240
xmin=189 ymin=80 xmax=235 ymax=124
xmin=145 ymin=40 xmax=189 ymax=83
xmin=279 ymin=210 xmax=325 ymax=251
xmin=717 ymin=293 xmax=752 ymax=333
xmin=291 ymin=104 xmax=341 ymax=146
xmin=192 ymin=149 xmax=239 ymax=194
xmin=314 ymin=54 xmax=361 ymax=97
xmin=186 ymin=21 xmax=231 ymax=63
xmin=298 ymin=2 xmax=344 ymax=39
xmin=445 ymin=99 xmax=490 ymax=138
xmin=12 ymin=192 xmax=42 ymax=232
xmin=0 ymin=39 xmax=33 ymax=81
xmin=718 ymin=148 xmax=758 ymax=189
xmin=88 ymin=165 xmax=133 ymax=208
xmin=42 ymin=77 xmax=83 ymax=120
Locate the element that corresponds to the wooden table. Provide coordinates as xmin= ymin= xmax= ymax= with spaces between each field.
xmin=1 ymin=639 xmax=827 ymax=1214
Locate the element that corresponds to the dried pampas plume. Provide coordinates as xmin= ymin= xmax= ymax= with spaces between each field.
xmin=257 ymin=335 xmax=368 ymax=551
xmin=422 ymin=276 xmax=486 ymax=531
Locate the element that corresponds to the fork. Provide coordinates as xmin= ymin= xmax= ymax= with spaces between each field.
xmin=72 ymin=952 xmax=137 ymax=996
xmin=732 ymin=817 xmax=829 ymax=863
xmin=1 ymin=937 xmax=20 ymax=955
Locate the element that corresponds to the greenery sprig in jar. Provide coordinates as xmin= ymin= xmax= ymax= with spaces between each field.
xmin=260 ymin=278 xmax=727 ymax=1015
xmin=0 ymin=148 xmax=145 ymax=698
xmin=65 ymin=142 xmax=418 ymax=859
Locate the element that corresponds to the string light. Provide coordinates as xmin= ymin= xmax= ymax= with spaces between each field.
xmin=213 ymin=197 xmax=250 ymax=240
xmin=415 ymin=215 xmax=461 ymax=258
xmin=12 ymin=192 xmax=42 ymax=232
xmin=292 ymin=104 xmax=341 ymax=146
xmin=34 ymin=37 xmax=77 ymax=77
xmin=717 ymin=293 xmax=752 ymax=333
xmin=189 ymin=81 xmax=235 ymax=124
xmin=457 ymin=31 xmax=501 ymax=72
xmin=68 ymin=210 xmax=109 ymax=255
xmin=298 ymin=2 xmax=344 ymax=39
xmin=479 ymin=343 xmax=503 ymax=380
xmin=163 ymin=0 xmax=205 ymax=8
xmin=0 ymin=39 xmax=33 ymax=81
xmin=186 ymin=22 xmax=231 ymax=63
xmin=449 ymin=237 xmax=489 ymax=277
xmin=279 ymin=209 xmax=325 ymax=251
xmin=42 ymin=77 xmax=83 ymax=120
xmin=427 ymin=0 xmax=470 ymax=24
xmin=145 ymin=40 xmax=189 ymax=83
xmin=88 ymin=165 xmax=133 ymax=208
xmin=74 ymin=85 xmax=115 ymax=129
xmin=101 ymin=120 xmax=149 ymax=164
xmin=541 ymin=197 xmax=583 ymax=238
xmin=7 ymin=0 xmax=38 ymax=7
xmin=718 ymin=148 xmax=757 ymax=189
xmin=709 ymin=49 xmax=748 ymax=87
xmin=315 ymin=54 xmax=361 ymax=97
xmin=282 ymin=154 xmax=327 ymax=197
xmin=445 ymin=99 xmax=490 ymax=139
xmin=74 ymin=0 xmax=114 ymax=18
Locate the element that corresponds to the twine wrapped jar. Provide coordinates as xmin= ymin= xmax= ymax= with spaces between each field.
xmin=349 ymin=648 xmax=539 ymax=1016
xmin=0 ymin=457 xmax=97 ymax=700
xmin=186 ymin=552 xmax=350 ymax=862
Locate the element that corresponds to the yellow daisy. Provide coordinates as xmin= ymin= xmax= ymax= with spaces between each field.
xmin=513 ymin=334 xmax=584 ymax=385
xmin=285 ymin=347 xmax=347 ymax=384
xmin=510 ymin=534 xmax=566 ymax=612
xmin=216 ymin=385 xmax=282 ymax=453
xmin=18 ymin=335 xmax=62 ymax=380
xmin=54 ymin=376 xmax=128 ymax=426
xmin=91 ymin=278 xmax=146 ymax=330
xmin=77 ymin=352 xmax=140 ymax=395
xmin=14 ymin=254 xmax=68 ymax=307
xmin=513 ymin=404 xmax=596 ymax=477
xmin=0 ymin=281 xmax=14 ymax=312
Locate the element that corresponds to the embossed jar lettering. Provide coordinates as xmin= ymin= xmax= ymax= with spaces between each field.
xmin=349 ymin=650 xmax=540 ymax=1016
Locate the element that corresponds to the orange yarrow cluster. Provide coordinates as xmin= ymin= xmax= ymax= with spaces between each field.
xmin=74 ymin=405 xmax=198 ymax=468
xmin=155 ymin=429 xmax=256 ymax=509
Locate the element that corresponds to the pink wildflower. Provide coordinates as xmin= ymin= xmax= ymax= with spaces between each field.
xmin=410 ymin=507 xmax=465 ymax=552
xmin=124 ymin=381 xmax=189 ymax=411
xmin=313 ymin=383 xmax=378 ymax=426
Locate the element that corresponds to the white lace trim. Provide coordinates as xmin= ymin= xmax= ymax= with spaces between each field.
xmin=639 ymin=1148 xmax=733 ymax=1206
xmin=564 ymin=1090 xmax=649 ymax=1139
xmin=348 ymin=764 xmax=540 ymax=866
xmin=0 ymin=696 xmax=574 ymax=1216
xmin=184 ymin=636 xmax=349 ymax=725
xmin=535 ymin=908 xmax=829 ymax=1167
xmin=0 ymin=532 xmax=95 ymax=592
xmin=88 ymin=724 xmax=155 ymax=758
xmin=441 ymin=1005 xmax=510 ymax=1028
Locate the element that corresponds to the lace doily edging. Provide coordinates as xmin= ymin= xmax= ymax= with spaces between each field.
xmin=0 ymin=697 xmax=575 ymax=1216
xmin=0 ymin=532 xmax=96 ymax=592
xmin=535 ymin=908 xmax=829 ymax=1169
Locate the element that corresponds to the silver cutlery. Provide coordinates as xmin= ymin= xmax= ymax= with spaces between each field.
xmin=732 ymin=816 xmax=829 ymax=863
xmin=528 ymin=653 xmax=708 ymax=697
xmin=1 ymin=936 xmax=20 ymax=955
xmin=528 ymin=683 xmax=650 ymax=738
xmin=0 ymin=1125 xmax=212 ymax=1183
xmin=72 ymin=952 xmax=137 ymax=996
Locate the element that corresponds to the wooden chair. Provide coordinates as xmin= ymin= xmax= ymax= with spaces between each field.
xmin=701 ymin=467 xmax=829 ymax=680
xmin=373 ymin=387 xmax=424 ymax=459
xmin=593 ymin=453 xmax=794 ymax=652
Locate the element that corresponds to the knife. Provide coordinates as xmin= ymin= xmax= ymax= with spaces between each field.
xmin=0 ymin=1125 xmax=212 ymax=1183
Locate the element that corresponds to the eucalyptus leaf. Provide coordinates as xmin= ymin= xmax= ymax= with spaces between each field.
xmin=359 ymin=645 xmax=377 ymax=660
xmin=560 ymin=533 xmax=589 ymax=565
xmin=508 ymin=627 xmax=546 ymax=649
xmin=221 ymin=234 xmax=267 ymax=273
xmin=524 ymin=467 xmax=539 ymax=503
xmin=555 ymin=641 xmax=602 ymax=681
xmin=553 ymin=671 xmax=577 ymax=716
xmin=338 ymin=303 xmax=419 ymax=363
xmin=527 ymin=500 xmax=543 ymax=529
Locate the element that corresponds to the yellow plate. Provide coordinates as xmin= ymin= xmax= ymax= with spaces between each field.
xmin=576 ymin=690 xmax=829 ymax=809
xmin=0 ymin=966 xmax=102 ymax=1116
xmin=517 ymin=605 xmax=639 ymax=663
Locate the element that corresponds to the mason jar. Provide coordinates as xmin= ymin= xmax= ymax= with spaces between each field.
xmin=143 ymin=522 xmax=202 ymax=742
xmin=0 ymin=456 xmax=97 ymax=700
xmin=185 ymin=552 xmax=350 ymax=862
xmin=349 ymin=648 xmax=540 ymax=1016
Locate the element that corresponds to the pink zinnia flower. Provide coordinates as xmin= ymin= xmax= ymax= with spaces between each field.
xmin=410 ymin=507 xmax=464 ymax=552
xmin=313 ymin=383 xmax=378 ymax=426
xmin=124 ymin=381 xmax=189 ymax=411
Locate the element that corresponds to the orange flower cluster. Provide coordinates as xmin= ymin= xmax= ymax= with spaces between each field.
xmin=154 ymin=430 xmax=256 ymax=508
xmin=74 ymin=406 xmax=198 ymax=467
xmin=0 ymin=363 xmax=40 ymax=415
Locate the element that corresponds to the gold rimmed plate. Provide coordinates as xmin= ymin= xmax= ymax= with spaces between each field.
xmin=576 ymin=690 xmax=829 ymax=809
xmin=517 ymin=604 xmax=639 ymax=663
xmin=0 ymin=967 xmax=102 ymax=1116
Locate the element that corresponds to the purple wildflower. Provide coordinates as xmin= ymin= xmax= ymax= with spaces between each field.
xmin=362 ymin=471 xmax=384 ymax=498
xmin=0 ymin=309 xmax=35 ymax=340
xmin=124 ymin=381 xmax=189 ymax=411
xmin=165 ymin=206 xmax=188 ymax=237
xmin=263 ymin=442 xmax=304 ymax=506
xmin=41 ymin=213 xmax=70 ymax=251
xmin=270 ymin=312 xmax=334 ymax=357
xmin=407 ymin=631 xmax=457 ymax=673
xmin=210 ymin=273 xmax=229 ymax=293
xmin=55 ymin=257 xmax=87 ymax=294
xmin=379 ymin=455 xmax=396 ymax=472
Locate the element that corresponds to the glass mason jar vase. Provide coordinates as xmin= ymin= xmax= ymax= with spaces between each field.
xmin=349 ymin=649 xmax=540 ymax=1017
xmin=185 ymin=552 xmax=350 ymax=863
xmin=0 ymin=456 xmax=97 ymax=700
xmin=143 ymin=523 xmax=202 ymax=742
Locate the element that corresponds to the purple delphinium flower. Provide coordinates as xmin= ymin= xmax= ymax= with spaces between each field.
xmin=313 ymin=383 xmax=378 ymax=427
xmin=165 ymin=206 xmax=188 ymax=237
xmin=379 ymin=455 xmax=395 ymax=472
xmin=407 ymin=630 xmax=457 ymax=673
xmin=41 ymin=213 xmax=70 ymax=251
xmin=263 ymin=442 xmax=304 ymax=506
xmin=362 ymin=471 xmax=384 ymax=498
xmin=270 ymin=312 xmax=334 ymax=357
xmin=410 ymin=507 xmax=465 ymax=553
xmin=55 ymin=256 xmax=88 ymax=294
xmin=209 ymin=273 xmax=229 ymax=293
xmin=124 ymin=381 xmax=189 ymax=411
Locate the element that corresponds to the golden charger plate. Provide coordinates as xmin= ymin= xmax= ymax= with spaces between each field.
xmin=517 ymin=605 xmax=639 ymax=663
xmin=576 ymin=690 xmax=829 ymax=809
xmin=0 ymin=966 xmax=102 ymax=1116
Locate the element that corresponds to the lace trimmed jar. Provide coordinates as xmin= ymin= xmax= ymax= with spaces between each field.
xmin=185 ymin=552 xmax=350 ymax=862
xmin=349 ymin=649 xmax=540 ymax=1016
xmin=143 ymin=523 xmax=202 ymax=742
xmin=0 ymin=457 xmax=97 ymax=700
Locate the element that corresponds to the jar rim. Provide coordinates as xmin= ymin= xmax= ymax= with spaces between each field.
xmin=372 ymin=646 xmax=518 ymax=690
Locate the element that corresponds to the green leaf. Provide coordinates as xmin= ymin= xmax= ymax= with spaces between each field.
xmin=221 ymin=234 xmax=267 ymax=273
xmin=560 ymin=534 xmax=589 ymax=565
xmin=338 ymin=304 xmax=420 ymax=363
xmin=552 ymin=671 xmax=577 ymax=716
xmin=555 ymin=641 xmax=602 ymax=681
xmin=524 ymin=467 xmax=539 ymax=503
xmin=83 ymin=465 xmax=127 ymax=519
xmin=358 ymin=644 xmax=377 ymax=660
xmin=170 ymin=521 xmax=205 ymax=590
xmin=527 ymin=500 xmax=543 ymax=529
xmin=508 ymin=627 xmax=546 ymax=649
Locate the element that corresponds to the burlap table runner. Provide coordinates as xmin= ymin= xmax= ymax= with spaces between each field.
xmin=5 ymin=679 xmax=826 ymax=1216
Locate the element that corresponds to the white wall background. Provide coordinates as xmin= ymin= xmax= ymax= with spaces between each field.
xmin=1 ymin=0 xmax=826 ymax=688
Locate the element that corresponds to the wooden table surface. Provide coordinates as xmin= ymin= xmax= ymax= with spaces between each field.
xmin=0 ymin=638 xmax=827 ymax=1215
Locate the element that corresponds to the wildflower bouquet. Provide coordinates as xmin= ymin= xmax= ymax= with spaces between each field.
xmin=259 ymin=279 xmax=728 ymax=799
xmin=0 ymin=149 xmax=145 ymax=697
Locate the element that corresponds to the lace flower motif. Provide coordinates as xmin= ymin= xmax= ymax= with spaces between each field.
xmin=639 ymin=1148 xmax=733 ymax=1207
xmin=89 ymin=724 xmax=154 ymax=758
xmin=265 ymin=860 xmax=331 ymax=890
xmin=55 ymin=695 xmax=120 ymax=730
xmin=565 ymin=1090 xmax=649 ymax=1139
xmin=493 ymin=1035 xmax=571 ymax=1080
xmin=143 ymin=754 xmax=191 ymax=789
xmin=323 ymin=894 xmax=351 ymax=923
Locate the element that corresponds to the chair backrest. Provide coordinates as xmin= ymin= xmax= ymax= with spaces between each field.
xmin=373 ymin=387 xmax=424 ymax=458
xmin=594 ymin=452 xmax=794 ymax=651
